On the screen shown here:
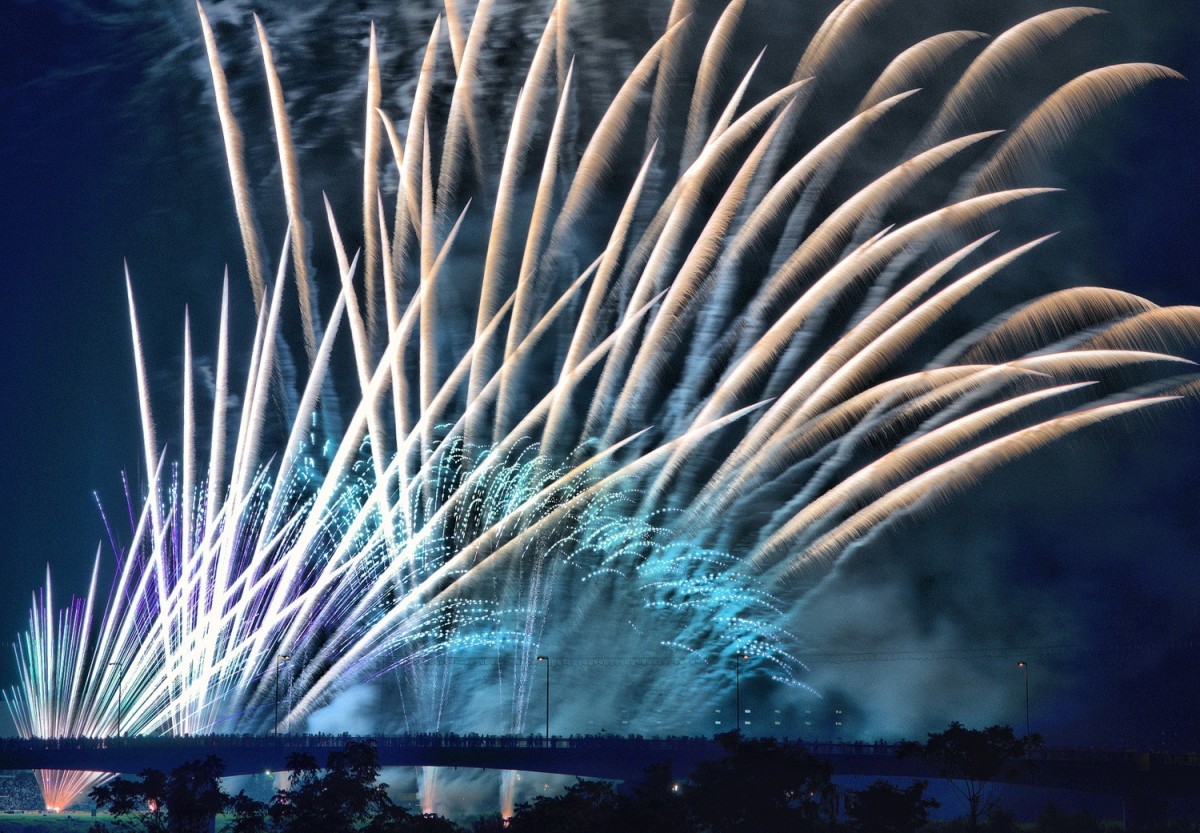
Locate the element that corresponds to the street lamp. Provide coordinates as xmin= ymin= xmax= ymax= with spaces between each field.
xmin=108 ymin=662 xmax=122 ymax=738
xmin=536 ymin=656 xmax=550 ymax=739
xmin=734 ymin=652 xmax=749 ymax=734
xmin=1017 ymin=660 xmax=1030 ymax=737
xmin=275 ymin=654 xmax=291 ymax=740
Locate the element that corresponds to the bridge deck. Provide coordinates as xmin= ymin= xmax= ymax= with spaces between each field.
xmin=1 ymin=735 xmax=1197 ymax=798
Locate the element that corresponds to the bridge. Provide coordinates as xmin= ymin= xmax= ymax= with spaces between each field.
xmin=2 ymin=735 xmax=1199 ymax=799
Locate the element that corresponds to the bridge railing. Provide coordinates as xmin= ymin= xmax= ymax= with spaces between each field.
xmin=0 ymin=734 xmax=1193 ymax=767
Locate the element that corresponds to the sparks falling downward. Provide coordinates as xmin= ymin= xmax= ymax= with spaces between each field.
xmin=8 ymin=0 xmax=1200 ymax=813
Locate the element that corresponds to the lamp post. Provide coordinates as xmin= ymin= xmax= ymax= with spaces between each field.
xmin=275 ymin=654 xmax=291 ymax=740
xmin=108 ymin=662 xmax=122 ymax=738
xmin=536 ymin=656 xmax=550 ymax=739
xmin=734 ymin=652 xmax=749 ymax=734
xmin=1017 ymin=660 xmax=1030 ymax=737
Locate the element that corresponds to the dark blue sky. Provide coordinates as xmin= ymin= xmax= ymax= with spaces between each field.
xmin=0 ymin=0 xmax=1198 ymax=745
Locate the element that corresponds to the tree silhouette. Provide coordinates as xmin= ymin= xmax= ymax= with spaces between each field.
xmin=506 ymin=779 xmax=628 ymax=833
xmin=626 ymin=762 xmax=693 ymax=833
xmin=89 ymin=743 xmax=464 ymax=833
xmin=89 ymin=770 xmax=167 ymax=833
xmin=227 ymin=791 xmax=271 ymax=833
xmin=683 ymin=732 xmax=836 ymax=833
xmin=899 ymin=722 xmax=1041 ymax=830
xmin=268 ymin=742 xmax=404 ymax=833
xmin=89 ymin=756 xmax=227 ymax=833
xmin=843 ymin=779 xmax=938 ymax=833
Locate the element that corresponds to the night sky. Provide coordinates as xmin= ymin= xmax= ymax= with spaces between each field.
xmin=1 ymin=0 xmax=1198 ymax=747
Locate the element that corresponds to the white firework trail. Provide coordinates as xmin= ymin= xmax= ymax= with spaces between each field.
xmin=8 ymin=0 xmax=1200 ymax=814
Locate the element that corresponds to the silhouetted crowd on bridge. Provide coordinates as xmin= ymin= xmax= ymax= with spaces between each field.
xmin=2 ymin=730 xmax=1194 ymax=768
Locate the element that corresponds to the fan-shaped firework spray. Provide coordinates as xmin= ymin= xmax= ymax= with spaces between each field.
xmin=8 ymin=0 xmax=1198 ymax=814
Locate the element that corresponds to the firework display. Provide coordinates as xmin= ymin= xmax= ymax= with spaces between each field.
xmin=7 ymin=0 xmax=1199 ymax=812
